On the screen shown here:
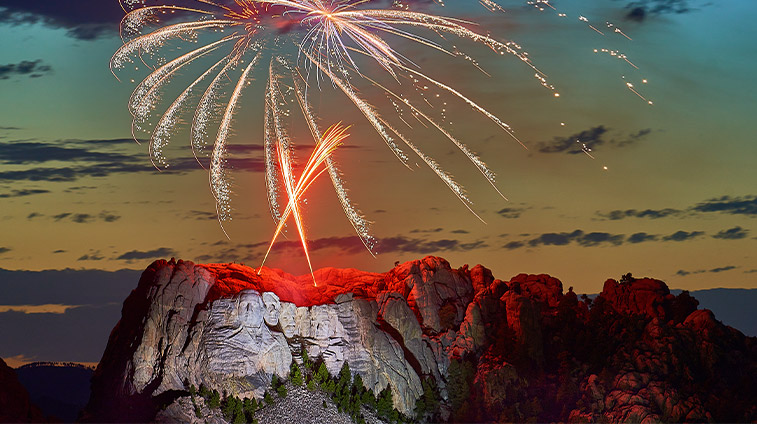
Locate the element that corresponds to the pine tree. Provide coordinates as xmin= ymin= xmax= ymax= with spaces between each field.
xmin=338 ymin=362 xmax=352 ymax=388
xmin=277 ymin=384 xmax=287 ymax=398
xmin=316 ymin=362 xmax=329 ymax=385
xmin=243 ymin=398 xmax=256 ymax=421
xmin=376 ymin=387 xmax=394 ymax=419
xmin=208 ymin=389 xmax=221 ymax=409
xmin=307 ymin=379 xmax=316 ymax=392
xmin=199 ymin=384 xmax=210 ymax=399
xmin=290 ymin=362 xmax=303 ymax=386
xmin=264 ymin=391 xmax=273 ymax=405
xmin=352 ymin=373 xmax=364 ymax=397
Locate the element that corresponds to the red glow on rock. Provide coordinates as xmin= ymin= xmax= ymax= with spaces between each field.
xmin=202 ymin=263 xmax=389 ymax=307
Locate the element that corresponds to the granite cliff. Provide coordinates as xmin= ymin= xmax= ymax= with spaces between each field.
xmin=83 ymin=257 xmax=757 ymax=423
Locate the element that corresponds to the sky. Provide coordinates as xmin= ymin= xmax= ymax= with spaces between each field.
xmin=1 ymin=0 xmax=756 ymax=364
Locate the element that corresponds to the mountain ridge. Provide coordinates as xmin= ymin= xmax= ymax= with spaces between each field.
xmin=82 ymin=256 xmax=757 ymax=423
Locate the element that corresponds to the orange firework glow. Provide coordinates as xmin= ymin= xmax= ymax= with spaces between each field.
xmin=258 ymin=123 xmax=350 ymax=284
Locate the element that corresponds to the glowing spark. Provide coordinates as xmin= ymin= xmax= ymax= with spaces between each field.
xmin=259 ymin=123 xmax=350 ymax=284
xmin=112 ymin=0 xmax=652 ymax=270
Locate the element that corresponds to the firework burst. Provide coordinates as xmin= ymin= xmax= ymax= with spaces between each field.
xmin=112 ymin=0 xmax=649 ymax=273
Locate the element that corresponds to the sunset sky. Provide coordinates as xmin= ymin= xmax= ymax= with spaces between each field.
xmin=1 ymin=0 xmax=755 ymax=364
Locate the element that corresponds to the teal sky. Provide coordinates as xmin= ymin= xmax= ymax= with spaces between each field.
xmin=1 ymin=0 xmax=756 ymax=298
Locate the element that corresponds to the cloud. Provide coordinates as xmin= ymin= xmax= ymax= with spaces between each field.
xmin=450 ymin=229 xmax=470 ymax=234
xmin=0 ymin=60 xmax=52 ymax=80
xmin=0 ymin=267 xmax=139 ymax=305
xmin=535 ymin=126 xmax=651 ymax=155
xmin=712 ymin=226 xmax=749 ymax=240
xmin=0 ymin=0 xmax=123 ymax=40
xmin=676 ymin=265 xmax=737 ymax=276
xmin=0 ymin=188 xmax=49 ymax=198
xmin=496 ymin=207 xmax=525 ymax=219
xmin=502 ymin=227 xmax=719 ymax=249
xmin=77 ymin=252 xmax=104 ymax=261
xmin=116 ymin=247 xmax=175 ymax=261
xmin=627 ymin=232 xmax=658 ymax=243
xmin=0 ymin=139 xmax=265 ymax=182
xmin=662 ymin=230 xmax=704 ymax=242
xmin=625 ymin=0 xmax=694 ymax=22
xmin=41 ymin=210 xmax=121 ymax=224
xmin=0 ymin=140 xmax=136 ymax=165
xmin=596 ymin=194 xmax=757 ymax=220
xmin=0 ymin=303 xmax=122 ymax=362
xmin=692 ymin=195 xmax=757 ymax=216
xmin=186 ymin=210 xmax=218 ymax=221
xmin=0 ymin=247 xmax=11 ymax=254
xmin=409 ymin=228 xmax=443 ymax=233
xmin=504 ymin=241 xmax=525 ymax=250
xmin=525 ymin=230 xmax=625 ymax=247
xmin=597 ymin=208 xmax=681 ymax=220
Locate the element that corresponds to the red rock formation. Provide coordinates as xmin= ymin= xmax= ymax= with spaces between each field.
xmin=85 ymin=257 xmax=757 ymax=423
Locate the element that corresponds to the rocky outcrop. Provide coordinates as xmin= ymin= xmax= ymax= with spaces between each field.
xmin=0 ymin=358 xmax=46 ymax=423
xmin=84 ymin=258 xmax=757 ymax=423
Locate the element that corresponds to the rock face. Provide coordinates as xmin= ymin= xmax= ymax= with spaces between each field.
xmin=84 ymin=257 xmax=757 ymax=423
xmin=0 ymin=358 xmax=46 ymax=423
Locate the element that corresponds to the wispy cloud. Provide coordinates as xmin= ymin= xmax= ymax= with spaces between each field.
xmin=115 ymin=247 xmax=175 ymax=261
xmin=496 ymin=207 xmax=526 ymax=219
xmin=502 ymin=227 xmax=730 ymax=249
xmin=535 ymin=126 xmax=651 ymax=155
xmin=676 ymin=265 xmax=737 ymax=276
xmin=712 ymin=226 xmax=749 ymax=240
xmin=0 ymin=0 xmax=122 ymax=40
xmin=662 ymin=230 xmax=704 ymax=242
xmin=0 ymin=188 xmax=49 ymax=198
xmin=597 ymin=195 xmax=757 ymax=220
xmin=692 ymin=196 xmax=757 ymax=216
xmin=0 ymin=60 xmax=52 ymax=80
xmin=597 ymin=208 xmax=681 ymax=220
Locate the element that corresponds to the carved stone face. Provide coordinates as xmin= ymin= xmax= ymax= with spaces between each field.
xmin=238 ymin=291 xmax=264 ymax=327
xmin=311 ymin=305 xmax=331 ymax=340
xmin=262 ymin=292 xmax=281 ymax=326
xmin=279 ymin=302 xmax=297 ymax=338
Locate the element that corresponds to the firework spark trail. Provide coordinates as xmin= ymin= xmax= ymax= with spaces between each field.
xmin=130 ymin=37 xmax=237 ymax=140
xmin=290 ymin=69 xmax=377 ymax=254
xmin=304 ymin=50 xmax=492 ymax=221
xmin=594 ymin=48 xmax=639 ymax=69
xmin=119 ymin=5 xmax=216 ymax=40
xmin=264 ymin=89 xmax=283 ymax=224
xmin=300 ymin=49 xmax=411 ymax=167
xmin=110 ymin=20 xmax=238 ymax=74
xmin=191 ymin=59 xmax=237 ymax=164
xmin=359 ymin=71 xmax=508 ymax=200
xmin=397 ymin=62 xmax=527 ymax=148
xmin=113 ymin=0 xmax=651 ymax=270
xmin=267 ymin=58 xmax=297 ymax=221
xmin=211 ymin=54 xmax=261 ymax=235
xmin=380 ymin=118 xmax=487 ymax=224
xmin=259 ymin=123 xmax=350 ymax=284
xmin=129 ymin=36 xmax=234 ymax=117
xmin=150 ymin=56 xmax=230 ymax=169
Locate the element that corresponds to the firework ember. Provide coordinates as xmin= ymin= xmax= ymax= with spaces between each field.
xmin=111 ymin=0 xmax=650 ymax=271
